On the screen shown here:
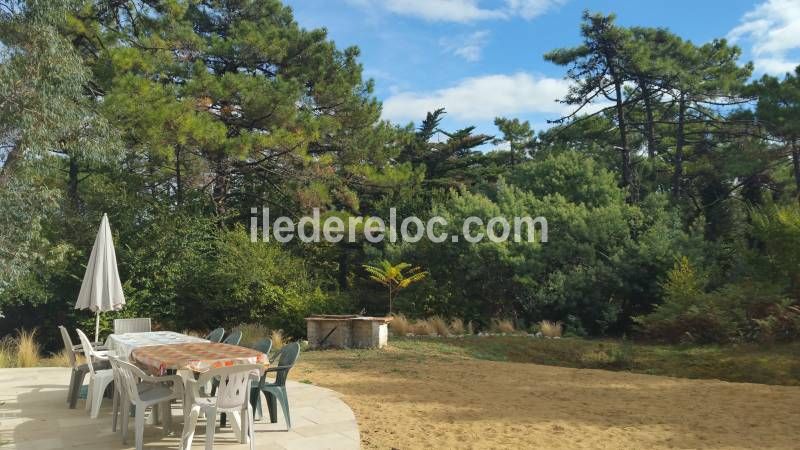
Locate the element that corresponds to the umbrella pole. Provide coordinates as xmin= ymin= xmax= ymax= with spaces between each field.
xmin=95 ymin=312 xmax=100 ymax=343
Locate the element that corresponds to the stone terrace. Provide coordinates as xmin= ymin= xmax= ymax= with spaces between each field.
xmin=0 ymin=368 xmax=359 ymax=450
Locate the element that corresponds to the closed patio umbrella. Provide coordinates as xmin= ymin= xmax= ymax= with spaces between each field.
xmin=74 ymin=213 xmax=125 ymax=342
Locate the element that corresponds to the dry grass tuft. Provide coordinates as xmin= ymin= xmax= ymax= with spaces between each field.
xmin=16 ymin=329 xmax=40 ymax=368
xmin=389 ymin=314 xmax=412 ymax=336
xmin=238 ymin=323 xmax=270 ymax=347
xmin=490 ymin=318 xmax=516 ymax=334
xmin=0 ymin=336 xmax=16 ymax=368
xmin=270 ymin=329 xmax=286 ymax=350
xmin=429 ymin=316 xmax=451 ymax=336
xmin=449 ymin=318 xmax=465 ymax=335
xmin=539 ymin=320 xmax=563 ymax=338
xmin=43 ymin=349 xmax=72 ymax=367
xmin=412 ymin=319 xmax=435 ymax=336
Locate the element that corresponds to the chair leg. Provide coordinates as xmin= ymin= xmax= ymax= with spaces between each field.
xmin=276 ymin=389 xmax=291 ymax=430
xmin=90 ymin=383 xmax=104 ymax=418
xmin=85 ymin=379 xmax=93 ymax=411
xmin=264 ymin=391 xmax=277 ymax=423
xmin=67 ymin=369 xmax=77 ymax=405
xmin=230 ymin=409 xmax=243 ymax=443
xmin=112 ymin=387 xmax=119 ymax=431
xmin=161 ymin=401 xmax=173 ymax=434
xmin=134 ymin=405 xmax=146 ymax=450
xmin=181 ymin=406 xmax=200 ymax=450
xmin=69 ymin=369 xmax=86 ymax=409
xmin=247 ymin=405 xmax=255 ymax=450
xmin=249 ymin=389 xmax=262 ymax=421
xmin=121 ymin=393 xmax=130 ymax=444
xmin=90 ymin=379 xmax=112 ymax=419
xmin=205 ymin=407 xmax=217 ymax=450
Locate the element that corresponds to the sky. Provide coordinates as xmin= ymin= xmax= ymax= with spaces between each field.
xmin=283 ymin=0 xmax=800 ymax=142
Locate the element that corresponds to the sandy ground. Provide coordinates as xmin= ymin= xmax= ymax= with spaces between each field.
xmin=293 ymin=346 xmax=800 ymax=450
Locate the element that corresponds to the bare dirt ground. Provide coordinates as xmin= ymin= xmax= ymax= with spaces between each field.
xmin=293 ymin=345 xmax=800 ymax=449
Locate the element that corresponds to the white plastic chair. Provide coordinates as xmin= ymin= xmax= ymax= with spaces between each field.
xmin=76 ymin=328 xmax=115 ymax=419
xmin=181 ymin=364 xmax=263 ymax=450
xmin=109 ymin=356 xmax=183 ymax=450
xmin=113 ymin=318 xmax=152 ymax=334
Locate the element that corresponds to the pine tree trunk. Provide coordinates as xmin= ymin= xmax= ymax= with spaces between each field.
xmin=640 ymin=80 xmax=657 ymax=159
xmin=672 ymin=94 xmax=686 ymax=199
xmin=792 ymin=142 xmax=800 ymax=206
xmin=613 ymin=77 xmax=633 ymax=197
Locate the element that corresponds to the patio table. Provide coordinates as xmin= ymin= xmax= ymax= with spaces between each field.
xmin=130 ymin=342 xmax=269 ymax=376
xmin=106 ymin=331 xmax=208 ymax=361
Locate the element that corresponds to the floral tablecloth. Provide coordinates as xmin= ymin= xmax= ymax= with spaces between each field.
xmin=106 ymin=331 xmax=208 ymax=361
xmin=131 ymin=342 xmax=269 ymax=375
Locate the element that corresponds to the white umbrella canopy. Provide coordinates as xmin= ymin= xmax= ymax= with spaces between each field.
xmin=74 ymin=213 xmax=125 ymax=342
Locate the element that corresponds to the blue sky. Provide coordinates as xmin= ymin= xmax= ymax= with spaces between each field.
xmin=284 ymin=0 xmax=800 ymax=142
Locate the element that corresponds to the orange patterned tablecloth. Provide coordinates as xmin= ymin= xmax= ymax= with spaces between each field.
xmin=131 ymin=342 xmax=268 ymax=375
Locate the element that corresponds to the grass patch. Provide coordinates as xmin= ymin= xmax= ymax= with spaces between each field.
xmin=384 ymin=336 xmax=800 ymax=386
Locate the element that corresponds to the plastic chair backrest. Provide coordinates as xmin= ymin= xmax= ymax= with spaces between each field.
xmin=75 ymin=328 xmax=98 ymax=376
xmin=111 ymin=356 xmax=149 ymax=404
xmin=198 ymin=364 xmax=263 ymax=410
xmin=252 ymin=338 xmax=272 ymax=357
xmin=274 ymin=342 xmax=300 ymax=386
xmin=113 ymin=318 xmax=151 ymax=334
xmin=205 ymin=327 xmax=225 ymax=343
xmin=58 ymin=325 xmax=77 ymax=368
xmin=223 ymin=329 xmax=243 ymax=345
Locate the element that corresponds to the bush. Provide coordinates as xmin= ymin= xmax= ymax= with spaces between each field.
xmin=429 ymin=316 xmax=451 ymax=336
xmin=449 ymin=318 xmax=465 ymax=335
xmin=389 ymin=314 xmax=411 ymax=336
xmin=635 ymin=256 xmax=798 ymax=344
xmin=490 ymin=318 xmax=516 ymax=334
xmin=539 ymin=320 xmax=563 ymax=338
xmin=634 ymin=257 xmax=733 ymax=343
xmin=180 ymin=227 xmax=339 ymax=338
xmin=412 ymin=319 xmax=435 ymax=336
xmin=237 ymin=323 xmax=270 ymax=348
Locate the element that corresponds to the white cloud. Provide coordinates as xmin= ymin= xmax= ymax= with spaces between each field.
xmin=505 ymin=0 xmax=568 ymax=20
xmin=382 ymin=72 xmax=573 ymax=122
xmin=348 ymin=0 xmax=566 ymax=23
xmin=728 ymin=0 xmax=800 ymax=74
xmin=440 ymin=30 xmax=490 ymax=62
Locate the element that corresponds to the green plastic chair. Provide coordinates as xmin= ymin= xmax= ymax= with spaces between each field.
xmin=205 ymin=327 xmax=225 ymax=343
xmin=250 ymin=342 xmax=300 ymax=429
xmin=223 ymin=329 xmax=243 ymax=345
xmin=251 ymin=338 xmax=273 ymax=356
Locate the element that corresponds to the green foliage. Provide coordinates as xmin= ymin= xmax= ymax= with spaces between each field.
xmin=390 ymin=152 xmax=692 ymax=334
xmin=183 ymin=227 xmax=335 ymax=337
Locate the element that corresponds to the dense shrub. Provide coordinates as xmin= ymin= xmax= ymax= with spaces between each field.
xmin=635 ymin=256 xmax=800 ymax=344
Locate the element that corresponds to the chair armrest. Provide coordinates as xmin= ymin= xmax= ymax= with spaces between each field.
xmin=265 ymin=365 xmax=292 ymax=372
xmin=141 ymin=373 xmax=183 ymax=385
xmin=92 ymin=352 xmax=110 ymax=361
xmin=74 ymin=344 xmax=109 ymax=354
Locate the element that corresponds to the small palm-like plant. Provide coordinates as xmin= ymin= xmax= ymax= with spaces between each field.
xmin=363 ymin=260 xmax=428 ymax=314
